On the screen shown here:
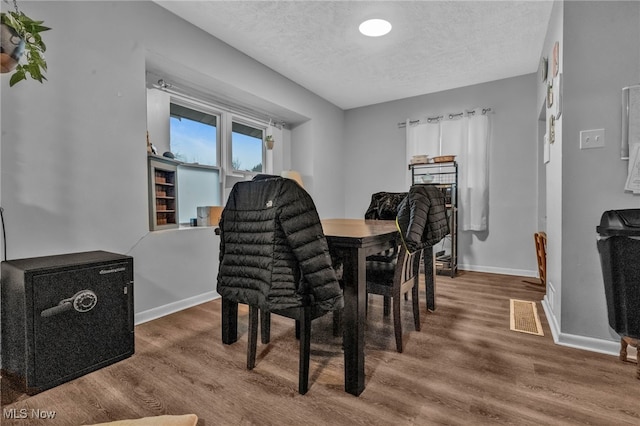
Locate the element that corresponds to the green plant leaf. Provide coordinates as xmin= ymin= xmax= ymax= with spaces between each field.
xmin=9 ymin=69 xmax=26 ymax=87
xmin=2 ymin=10 xmax=50 ymax=86
xmin=31 ymin=24 xmax=51 ymax=33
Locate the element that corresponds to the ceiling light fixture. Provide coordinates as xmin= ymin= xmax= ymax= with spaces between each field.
xmin=359 ymin=19 xmax=392 ymax=37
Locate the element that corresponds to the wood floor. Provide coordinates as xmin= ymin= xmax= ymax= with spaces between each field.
xmin=2 ymin=271 xmax=639 ymax=425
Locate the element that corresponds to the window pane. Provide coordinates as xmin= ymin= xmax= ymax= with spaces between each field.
xmin=231 ymin=122 xmax=263 ymax=172
xmin=177 ymin=166 xmax=220 ymax=224
xmin=170 ymin=104 xmax=217 ymax=166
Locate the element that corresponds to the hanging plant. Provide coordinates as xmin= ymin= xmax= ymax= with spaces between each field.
xmin=265 ymin=135 xmax=275 ymax=150
xmin=1 ymin=3 xmax=50 ymax=86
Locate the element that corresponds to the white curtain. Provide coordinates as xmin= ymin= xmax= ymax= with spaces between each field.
xmin=405 ymin=109 xmax=491 ymax=231
xmin=463 ymin=110 xmax=490 ymax=231
xmin=405 ymin=119 xmax=439 ymax=186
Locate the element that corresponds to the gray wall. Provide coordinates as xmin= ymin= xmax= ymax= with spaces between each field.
xmin=0 ymin=1 xmax=345 ymax=323
xmin=344 ymin=75 xmax=539 ymax=276
xmin=550 ymin=1 xmax=640 ymax=352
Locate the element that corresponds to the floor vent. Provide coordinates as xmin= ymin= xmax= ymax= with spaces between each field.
xmin=510 ymin=299 xmax=544 ymax=336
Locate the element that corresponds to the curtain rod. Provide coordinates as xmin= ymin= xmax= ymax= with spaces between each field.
xmin=149 ymin=77 xmax=286 ymax=130
xmin=397 ymin=108 xmax=492 ymax=128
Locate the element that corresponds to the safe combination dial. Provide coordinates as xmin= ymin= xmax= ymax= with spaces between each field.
xmin=41 ymin=290 xmax=98 ymax=317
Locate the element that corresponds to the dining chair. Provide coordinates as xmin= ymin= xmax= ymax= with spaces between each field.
xmin=366 ymin=247 xmax=423 ymax=353
xmin=247 ymin=304 xmax=331 ymax=394
xmin=217 ymin=175 xmax=343 ymax=394
xmin=534 ymin=231 xmax=547 ymax=285
xmin=364 ymin=191 xmax=408 ymax=314
xmin=395 ymin=184 xmax=449 ymax=313
xmin=364 ymin=191 xmax=407 ymax=263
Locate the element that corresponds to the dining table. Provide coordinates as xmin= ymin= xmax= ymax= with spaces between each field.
xmin=322 ymin=218 xmax=437 ymax=395
xmin=220 ymin=218 xmax=435 ymax=396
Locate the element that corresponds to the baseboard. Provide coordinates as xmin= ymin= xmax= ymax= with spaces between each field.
xmin=541 ymin=295 xmax=560 ymax=341
xmin=458 ymin=263 xmax=537 ymax=278
xmin=555 ymin=332 xmax=621 ymax=356
xmin=541 ymin=297 xmax=620 ymax=357
xmin=135 ymin=291 xmax=219 ymax=325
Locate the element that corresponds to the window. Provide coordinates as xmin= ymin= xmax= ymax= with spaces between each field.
xmin=169 ymin=102 xmax=221 ymax=224
xmin=231 ymin=122 xmax=264 ymax=172
xmin=155 ymin=98 xmax=267 ymax=226
xmin=177 ymin=165 xmax=221 ymax=225
xmin=170 ymin=103 xmax=218 ymax=166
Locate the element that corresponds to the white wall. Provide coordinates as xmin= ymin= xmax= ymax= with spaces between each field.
xmin=344 ymin=75 xmax=539 ymax=276
xmin=0 ymin=1 xmax=345 ymax=323
xmin=539 ymin=0 xmax=564 ymax=343
xmin=543 ymin=1 xmax=640 ymax=354
xmin=289 ymin=102 xmax=346 ymax=218
xmin=1 ymin=2 xmax=149 ymax=261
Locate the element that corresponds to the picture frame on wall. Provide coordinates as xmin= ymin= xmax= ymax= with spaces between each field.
xmin=556 ymin=73 xmax=562 ymax=119
xmin=552 ymin=41 xmax=560 ymax=77
xmin=547 ymin=80 xmax=554 ymax=109
xmin=549 ymin=115 xmax=556 ymax=144
xmin=540 ymin=56 xmax=548 ymax=82
xmin=544 ymin=133 xmax=550 ymax=164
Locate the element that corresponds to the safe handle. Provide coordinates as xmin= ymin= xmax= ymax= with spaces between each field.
xmin=41 ymin=290 xmax=98 ymax=318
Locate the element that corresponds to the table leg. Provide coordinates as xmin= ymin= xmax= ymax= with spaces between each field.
xmin=222 ymin=297 xmax=238 ymax=344
xmin=424 ymin=246 xmax=436 ymax=312
xmin=341 ymin=246 xmax=366 ymax=396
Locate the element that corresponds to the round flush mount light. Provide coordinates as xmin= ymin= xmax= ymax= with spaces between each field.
xmin=359 ymin=19 xmax=392 ymax=37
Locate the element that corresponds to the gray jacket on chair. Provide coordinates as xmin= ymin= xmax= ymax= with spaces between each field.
xmin=217 ymin=175 xmax=344 ymax=312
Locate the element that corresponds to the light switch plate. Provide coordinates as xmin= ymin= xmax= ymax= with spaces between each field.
xmin=580 ymin=129 xmax=605 ymax=149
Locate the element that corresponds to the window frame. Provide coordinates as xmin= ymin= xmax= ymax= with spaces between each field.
xmin=175 ymin=162 xmax=222 ymax=226
xmin=227 ymin=114 xmax=267 ymax=176
xmin=169 ymin=97 xmax=223 ymax=224
xmin=168 ymin=96 xmax=268 ymax=178
xmin=169 ymin=96 xmax=222 ymax=168
xmin=164 ymin=94 xmax=270 ymax=218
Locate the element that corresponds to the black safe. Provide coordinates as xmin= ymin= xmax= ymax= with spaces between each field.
xmin=1 ymin=251 xmax=134 ymax=394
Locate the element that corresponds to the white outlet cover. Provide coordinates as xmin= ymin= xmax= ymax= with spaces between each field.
xmin=580 ymin=129 xmax=605 ymax=149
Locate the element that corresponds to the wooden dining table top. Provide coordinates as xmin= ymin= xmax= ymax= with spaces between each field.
xmin=321 ymin=218 xmax=398 ymax=241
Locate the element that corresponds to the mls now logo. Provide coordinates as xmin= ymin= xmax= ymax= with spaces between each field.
xmin=3 ymin=409 xmax=28 ymax=419
xmin=3 ymin=408 xmax=57 ymax=419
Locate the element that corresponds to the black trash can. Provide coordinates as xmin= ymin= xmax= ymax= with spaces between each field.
xmin=597 ymin=209 xmax=640 ymax=339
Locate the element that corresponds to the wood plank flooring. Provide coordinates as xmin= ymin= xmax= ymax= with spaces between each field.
xmin=2 ymin=271 xmax=639 ymax=425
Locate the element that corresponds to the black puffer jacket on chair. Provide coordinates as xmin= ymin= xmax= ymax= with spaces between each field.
xmin=364 ymin=191 xmax=408 ymax=220
xmin=217 ymin=175 xmax=344 ymax=313
xmin=396 ymin=185 xmax=450 ymax=252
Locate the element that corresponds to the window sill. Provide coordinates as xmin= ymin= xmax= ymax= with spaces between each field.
xmin=178 ymin=224 xmax=219 ymax=231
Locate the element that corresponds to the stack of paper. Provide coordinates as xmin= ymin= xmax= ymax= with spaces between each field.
xmin=625 ymin=143 xmax=640 ymax=194
xmin=624 ymin=85 xmax=640 ymax=194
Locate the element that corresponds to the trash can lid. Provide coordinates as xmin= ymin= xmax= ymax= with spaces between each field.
xmin=597 ymin=209 xmax=640 ymax=236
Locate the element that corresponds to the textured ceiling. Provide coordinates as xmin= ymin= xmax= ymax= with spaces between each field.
xmin=155 ymin=1 xmax=554 ymax=110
